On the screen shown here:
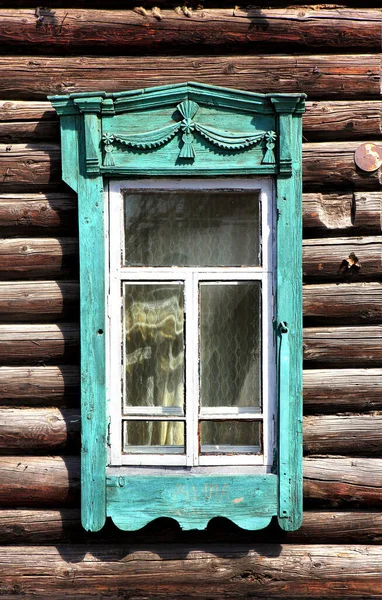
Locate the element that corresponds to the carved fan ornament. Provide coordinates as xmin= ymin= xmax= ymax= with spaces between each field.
xmin=101 ymin=100 xmax=277 ymax=165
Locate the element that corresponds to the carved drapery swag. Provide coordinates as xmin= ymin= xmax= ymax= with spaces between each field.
xmin=102 ymin=100 xmax=277 ymax=166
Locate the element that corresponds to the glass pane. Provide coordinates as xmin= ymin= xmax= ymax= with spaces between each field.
xmin=123 ymin=421 xmax=185 ymax=453
xmin=200 ymin=282 xmax=261 ymax=409
xmin=123 ymin=190 xmax=260 ymax=267
xmin=200 ymin=420 xmax=261 ymax=454
xmin=123 ymin=283 xmax=184 ymax=413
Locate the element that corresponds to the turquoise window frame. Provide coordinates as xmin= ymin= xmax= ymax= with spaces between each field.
xmin=50 ymin=82 xmax=305 ymax=533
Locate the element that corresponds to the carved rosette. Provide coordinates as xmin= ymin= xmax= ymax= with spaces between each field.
xmin=101 ymin=100 xmax=276 ymax=166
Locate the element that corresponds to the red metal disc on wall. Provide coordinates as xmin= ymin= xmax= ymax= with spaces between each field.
xmin=354 ymin=143 xmax=382 ymax=172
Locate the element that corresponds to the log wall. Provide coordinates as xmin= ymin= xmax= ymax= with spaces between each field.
xmin=0 ymin=2 xmax=381 ymax=598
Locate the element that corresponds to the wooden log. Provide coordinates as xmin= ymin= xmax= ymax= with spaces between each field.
xmin=0 ymin=143 xmax=61 ymax=192
xmin=304 ymin=457 xmax=382 ymax=508
xmin=0 ymin=323 xmax=79 ymax=365
xmin=0 ymin=544 xmax=381 ymax=599
xmin=303 ymin=191 xmax=382 ymax=233
xmin=0 ymin=194 xmax=77 ymax=234
xmin=303 ymin=368 xmax=382 ymax=413
xmin=0 ymin=237 xmax=78 ymax=279
xmin=303 ymin=415 xmax=382 ymax=456
xmin=0 ymin=408 xmax=80 ymax=452
xmin=0 ymin=281 xmax=79 ymax=321
xmin=0 ymin=365 xmax=79 ymax=406
xmin=1 ymin=9 xmax=381 ymax=54
xmin=303 ymin=282 xmax=382 ymax=324
xmin=304 ymin=101 xmax=382 ymax=141
xmin=303 ymin=141 xmax=382 ymax=191
xmin=303 ymin=326 xmax=382 ymax=367
xmin=0 ymin=456 xmax=79 ymax=507
xmin=1 ymin=407 xmax=380 ymax=456
xmin=3 ymin=142 xmax=382 ymax=193
xmin=0 ymin=121 xmax=59 ymax=143
xmin=303 ymin=236 xmax=382 ymax=281
xmin=0 ymin=100 xmax=56 ymax=121
xmin=0 ymin=55 xmax=379 ymax=100
xmin=1 ymin=100 xmax=381 ymax=143
xmin=0 ymin=509 xmax=381 ymax=545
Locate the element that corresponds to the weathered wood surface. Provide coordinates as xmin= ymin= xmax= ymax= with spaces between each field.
xmin=303 ymin=236 xmax=382 ymax=281
xmin=3 ymin=143 xmax=382 ymax=193
xmin=0 ymin=408 xmax=80 ymax=452
xmin=0 ymin=509 xmax=381 ymax=545
xmin=0 ymin=144 xmax=61 ymax=192
xmin=0 ymin=366 xmax=79 ymax=406
xmin=2 ymin=100 xmax=382 ymax=143
xmin=0 ymin=194 xmax=77 ymax=234
xmin=304 ymin=101 xmax=382 ymax=141
xmin=0 ymin=238 xmax=77 ymax=279
xmin=0 ymin=457 xmax=379 ymax=508
xmin=303 ymin=283 xmax=382 ymax=324
xmin=303 ymin=141 xmax=382 ymax=191
xmin=0 ymin=544 xmax=381 ymax=599
xmin=1 ymin=407 xmax=380 ymax=456
xmin=1 ymin=9 xmax=381 ymax=54
xmin=0 ymin=456 xmax=79 ymax=507
xmin=0 ymin=55 xmax=379 ymax=100
xmin=303 ymin=368 xmax=382 ymax=413
xmin=304 ymin=326 xmax=382 ymax=367
xmin=303 ymin=192 xmax=382 ymax=234
xmin=0 ymin=281 xmax=79 ymax=321
xmin=304 ymin=457 xmax=382 ymax=508
xmin=0 ymin=324 xmax=79 ymax=364
xmin=303 ymin=415 xmax=382 ymax=456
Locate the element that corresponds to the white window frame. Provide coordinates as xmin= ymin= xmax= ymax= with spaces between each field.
xmin=107 ymin=178 xmax=276 ymax=471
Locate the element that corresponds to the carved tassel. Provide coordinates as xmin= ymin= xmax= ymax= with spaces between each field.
xmin=179 ymin=132 xmax=196 ymax=158
xmin=262 ymin=131 xmax=277 ymax=165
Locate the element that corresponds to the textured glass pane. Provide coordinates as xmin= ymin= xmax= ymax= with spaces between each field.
xmin=200 ymin=420 xmax=260 ymax=453
xmin=200 ymin=282 xmax=261 ymax=409
xmin=123 ymin=283 xmax=184 ymax=413
xmin=124 ymin=190 xmax=260 ymax=267
xmin=123 ymin=421 xmax=184 ymax=453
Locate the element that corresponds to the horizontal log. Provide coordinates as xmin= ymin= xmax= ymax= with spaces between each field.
xmin=0 ymin=509 xmax=381 ymax=545
xmin=0 ymin=544 xmax=381 ymax=598
xmin=0 ymin=366 xmax=79 ymax=406
xmin=3 ymin=281 xmax=381 ymax=324
xmin=0 ymin=408 xmax=80 ymax=452
xmin=0 ymin=281 xmax=79 ymax=321
xmin=303 ymin=368 xmax=382 ymax=413
xmin=0 ymin=55 xmax=379 ymax=100
xmin=303 ymin=236 xmax=382 ymax=281
xmin=303 ymin=415 xmax=382 ymax=455
xmin=304 ymin=100 xmax=382 ymax=141
xmin=0 ymin=120 xmax=59 ymax=143
xmin=304 ymin=457 xmax=382 ymax=508
xmin=303 ymin=191 xmax=382 ymax=233
xmin=0 ymin=192 xmax=378 ymax=235
xmin=1 ymin=407 xmax=380 ymax=456
xmin=0 ymin=324 xmax=79 ymax=364
xmin=3 ymin=142 xmax=382 ymax=193
xmin=2 ymin=100 xmax=381 ymax=143
xmin=0 ymin=456 xmax=379 ymax=509
xmin=304 ymin=326 xmax=382 ymax=367
xmin=303 ymin=282 xmax=382 ymax=324
xmin=0 ymin=143 xmax=61 ymax=192
xmin=1 ymin=9 xmax=381 ymax=54
xmin=0 ymin=456 xmax=79 ymax=507
xmin=0 ymin=237 xmax=77 ymax=279
xmin=303 ymin=141 xmax=382 ymax=191
xmin=0 ymin=193 xmax=77 ymax=234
